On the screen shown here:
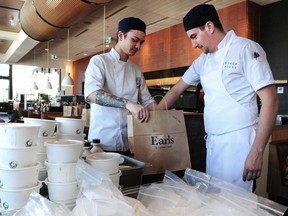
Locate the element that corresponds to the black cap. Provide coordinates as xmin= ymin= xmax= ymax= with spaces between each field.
xmin=92 ymin=139 xmax=100 ymax=143
xmin=183 ymin=4 xmax=219 ymax=31
xmin=118 ymin=17 xmax=146 ymax=34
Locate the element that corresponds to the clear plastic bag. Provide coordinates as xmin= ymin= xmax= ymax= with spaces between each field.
xmin=71 ymin=158 xmax=150 ymax=216
xmin=137 ymin=169 xmax=287 ymax=216
xmin=184 ymin=168 xmax=287 ymax=216
xmin=13 ymin=191 xmax=71 ymax=216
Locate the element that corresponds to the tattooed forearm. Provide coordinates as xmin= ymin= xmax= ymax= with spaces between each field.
xmin=95 ymin=90 xmax=127 ymax=109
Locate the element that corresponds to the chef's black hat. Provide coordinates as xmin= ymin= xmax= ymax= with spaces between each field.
xmin=183 ymin=4 xmax=219 ymax=31
xmin=118 ymin=17 xmax=146 ymax=34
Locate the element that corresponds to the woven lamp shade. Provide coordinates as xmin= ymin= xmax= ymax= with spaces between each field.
xmin=19 ymin=0 xmax=98 ymax=41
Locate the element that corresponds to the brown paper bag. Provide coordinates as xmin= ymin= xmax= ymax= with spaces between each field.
xmin=63 ymin=106 xmax=72 ymax=116
xmin=82 ymin=108 xmax=90 ymax=127
xmin=127 ymin=109 xmax=191 ymax=175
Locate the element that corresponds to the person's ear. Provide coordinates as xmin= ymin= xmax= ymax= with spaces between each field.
xmin=118 ymin=31 xmax=124 ymax=41
xmin=205 ymin=21 xmax=215 ymax=34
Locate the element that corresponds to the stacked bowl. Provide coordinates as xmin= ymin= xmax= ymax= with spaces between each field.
xmin=0 ymin=123 xmax=42 ymax=212
xmin=23 ymin=118 xmax=57 ymax=181
xmin=86 ymin=152 xmax=122 ymax=188
xmin=55 ymin=117 xmax=86 ymax=141
xmin=44 ymin=139 xmax=84 ymax=210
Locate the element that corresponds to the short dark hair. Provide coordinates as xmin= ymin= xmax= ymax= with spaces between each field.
xmin=199 ymin=19 xmax=224 ymax=32
xmin=116 ymin=29 xmax=129 ymax=43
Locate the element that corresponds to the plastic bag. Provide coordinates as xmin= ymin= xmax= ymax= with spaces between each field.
xmin=137 ymin=169 xmax=287 ymax=216
xmin=184 ymin=168 xmax=287 ymax=216
xmin=13 ymin=191 xmax=70 ymax=216
xmin=71 ymin=158 xmax=150 ymax=216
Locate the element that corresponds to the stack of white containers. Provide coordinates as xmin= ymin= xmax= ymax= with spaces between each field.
xmin=23 ymin=118 xmax=57 ymax=181
xmin=44 ymin=117 xmax=86 ymax=210
xmin=44 ymin=140 xmax=84 ymax=210
xmin=86 ymin=152 xmax=122 ymax=188
xmin=0 ymin=123 xmax=42 ymax=212
xmin=55 ymin=117 xmax=86 ymax=141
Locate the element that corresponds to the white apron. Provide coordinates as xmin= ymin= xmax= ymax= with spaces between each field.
xmin=201 ymin=34 xmax=257 ymax=191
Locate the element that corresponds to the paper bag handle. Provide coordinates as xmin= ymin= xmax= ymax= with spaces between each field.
xmin=152 ymin=95 xmax=168 ymax=111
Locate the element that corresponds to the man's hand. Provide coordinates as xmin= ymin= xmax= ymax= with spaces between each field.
xmin=126 ymin=101 xmax=150 ymax=122
xmin=242 ymin=148 xmax=263 ymax=181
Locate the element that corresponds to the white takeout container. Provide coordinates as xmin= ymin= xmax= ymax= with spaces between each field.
xmin=45 ymin=160 xmax=77 ymax=183
xmin=55 ymin=117 xmax=86 ymax=134
xmin=23 ymin=118 xmax=57 ymax=137
xmin=57 ymin=133 xmax=86 ymax=141
xmin=37 ymin=135 xmax=57 ymax=152
xmin=109 ymin=170 xmax=121 ymax=188
xmin=0 ymin=145 xmax=39 ymax=169
xmin=45 ymin=178 xmax=79 ymax=203
xmin=45 ymin=139 xmax=84 ymax=163
xmin=36 ymin=152 xmax=47 ymax=168
xmin=0 ymin=181 xmax=42 ymax=211
xmin=38 ymin=167 xmax=47 ymax=181
xmin=0 ymin=123 xmax=40 ymax=147
xmin=0 ymin=162 xmax=41 ymax=189
xmin=86 ymin=152 xmax=123 ymax=175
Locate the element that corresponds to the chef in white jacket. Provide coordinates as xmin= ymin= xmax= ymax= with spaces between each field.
xmin=85 ymin=17 xmax=155 ymax=155
xmin=156 ymin=4 xmax=279 ymax=191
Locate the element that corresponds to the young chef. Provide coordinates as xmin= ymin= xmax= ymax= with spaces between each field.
xmin=156 ymin=4 xmax=279 ymax=191
xmin=84 ymin=17 xmax=155 ymax=155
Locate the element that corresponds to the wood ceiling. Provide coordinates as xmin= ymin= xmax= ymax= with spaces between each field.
xmin=0 ymin=0 xmax=281 ymax=67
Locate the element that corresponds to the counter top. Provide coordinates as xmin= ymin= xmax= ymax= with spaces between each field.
xmin=183 ymin=112 xmax=203 ymax=116
xmin=271 ymin=125 xmax=288 ymax=142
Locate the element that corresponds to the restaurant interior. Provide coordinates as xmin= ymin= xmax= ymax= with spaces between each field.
xmin=0 ymin=0 xmax=287 ymax=214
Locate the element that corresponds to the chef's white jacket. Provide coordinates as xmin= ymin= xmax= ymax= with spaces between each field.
xmin=84 ymin=48 xmax=154 ymax=151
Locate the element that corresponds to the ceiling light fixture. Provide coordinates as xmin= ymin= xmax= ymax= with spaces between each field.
xmin=62 ymin=28 xmax=74 ymax=86
xmin=32 ymin=82 xmax=39 ymax=90
xmin=46 ymin=78 xmax=53 ymax=89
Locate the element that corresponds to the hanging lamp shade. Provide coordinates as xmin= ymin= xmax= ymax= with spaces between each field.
xmin=62 ymin=28 xmax=74 ymax=87
xmin=32 ymin=82 xmax=39 ymax=90
xmin=62 ymin=73 xmax=74 ymax=86
xmin=46 ymin=78 xmax=53 ymax=89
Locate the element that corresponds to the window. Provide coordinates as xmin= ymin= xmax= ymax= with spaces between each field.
xmin=0 ymin=64 xmax=11 ymax=102
xmin=12 ymin=65 xmax=60 ymax=104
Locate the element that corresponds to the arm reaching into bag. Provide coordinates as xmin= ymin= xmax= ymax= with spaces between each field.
xmin=156 ymin=79 xmax=192 ymax=110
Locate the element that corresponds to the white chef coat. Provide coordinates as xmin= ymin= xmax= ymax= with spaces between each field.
xmin=84 ymin=48 xmax=154 ymax=151
xmin=182 ymin=30 xmax=275 ymax=191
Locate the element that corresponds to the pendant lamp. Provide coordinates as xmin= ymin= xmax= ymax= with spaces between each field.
xmin=62 ymin=73 xmax=74 ymax=86
xmin=62 ymin=28 xmax=74 ymax=86
xmin=46 ymin=78 xmax=53 ymax=89
xmin=32 ymin=82 xmax=39 ymax=90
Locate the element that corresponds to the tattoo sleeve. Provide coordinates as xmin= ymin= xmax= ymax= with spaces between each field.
xmin=95 ymin=90 xmax=127 ymax=109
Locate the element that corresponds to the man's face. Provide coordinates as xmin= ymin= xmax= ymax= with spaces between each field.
xmin=186 ymin=22 xmax=215 ymax=54
xmin=119 ymin=30 xmax=145 ymax=56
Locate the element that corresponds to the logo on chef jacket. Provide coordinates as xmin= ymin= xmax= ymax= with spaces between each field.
xmin=136 ymin=77 xmax=141 ymax=88
xmin=223 ymin=61 xmax=238 ymax=70
xmin=151 ymin=135 xmax=174 ymax=149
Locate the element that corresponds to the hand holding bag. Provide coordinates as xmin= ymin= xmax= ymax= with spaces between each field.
xmin=127 ymin=109 xmax=191 ymax=175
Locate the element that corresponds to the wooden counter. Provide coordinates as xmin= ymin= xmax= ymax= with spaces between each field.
xmin=271 ymin=125 xmax=288 ymax=142
xmin=41 ymin=111 xmax=64 ymax=120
